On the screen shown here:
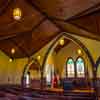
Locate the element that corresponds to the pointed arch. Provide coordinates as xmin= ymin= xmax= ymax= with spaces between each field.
xmin=41 ymin=32 xmax=95 ymax=89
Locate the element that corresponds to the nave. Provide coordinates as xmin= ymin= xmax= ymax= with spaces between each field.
xmin=0 ymin=0 xmax=100 ymax=99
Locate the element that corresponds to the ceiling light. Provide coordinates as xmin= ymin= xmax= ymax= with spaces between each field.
xmin=13 ymin=8 xmax=22 ymax=20
xmin=9 ymin=58 xmax=13 ymax=62
xmin=37 ymin=55 xmax=41 ymax=61
xmin=11 ymin=48 xmax=15 ymax=54
xmin=59 ymin=39 xmax=64 ymax=46
xmin=77 ymin=49 xmax=82 ymax=55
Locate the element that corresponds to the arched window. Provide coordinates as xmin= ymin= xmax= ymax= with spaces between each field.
xmin=66 ymin=57 xmax=75 ymax=78
xmin=76 ymin=57 xmax=85 ymax=78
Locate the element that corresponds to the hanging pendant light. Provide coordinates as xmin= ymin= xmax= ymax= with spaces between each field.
xmin=13 ymin=8 xmax=22 ymax=20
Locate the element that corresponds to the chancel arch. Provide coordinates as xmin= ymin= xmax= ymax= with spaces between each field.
xmin=42 ymin=32 xmax=95 ymax=90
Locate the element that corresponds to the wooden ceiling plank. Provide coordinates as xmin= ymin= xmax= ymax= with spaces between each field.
xmin=52 ymin=19 xmax=100 ymax=41
xmin=0 ymin=0 xmax=13 ymax=15
xmin=26 ymin=0 xmax=100 ymax=42
xmin=67 ymin=3 xmax=100 ymax=21
xmin=29 ymin=0 xmax=100 ymax=20
xmin=0 ymin=0 xmax=100 ymax=58
xmin=30 ymin=30 xmax=62 ymax=56
xmin=11 ymin=39 xmax=29 ymax=57
xmin=25 ymin=1 xmax=64 ymax=35
xmin=0 ymin=39 xmax=26 ymax=58
xmin=30 ymin=17 xmax=46 ymax=32
xmin=0 ymin=17 xmax=46 ymax=41
xmin=95 ymin=15 xmax=100 ymax=34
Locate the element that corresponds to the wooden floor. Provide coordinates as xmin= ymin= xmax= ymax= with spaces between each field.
xmin=0 ymin=85 xmax=97 ymax=100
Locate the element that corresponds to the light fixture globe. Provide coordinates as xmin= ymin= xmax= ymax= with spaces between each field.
xmin=9 ymin=58 xmax=13 ymax=62
xmin=59 ymin=39 xmax=64 ymax=46
xmin=13 ymin=8 xmax=22 ymax=20
xmin=37 ymin=55 xmax=41 ymax=61
xmin=77 ymin=49 xmax=82 ymax=55
xmin=11 ymin=48 xmax=15 ymax=54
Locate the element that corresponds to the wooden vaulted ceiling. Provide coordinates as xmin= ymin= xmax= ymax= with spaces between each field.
xmin=0 ymin=0 xmax=100 ymax=58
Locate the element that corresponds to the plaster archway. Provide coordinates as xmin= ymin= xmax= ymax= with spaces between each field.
xmin=41 ymin=32 xmax=96 ymax=89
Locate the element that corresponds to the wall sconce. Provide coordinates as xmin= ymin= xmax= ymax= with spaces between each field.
xmin=77 ymin=49 xmax=82 ymax=55
xmin=59 ymin=38 xmax=64 ymax=46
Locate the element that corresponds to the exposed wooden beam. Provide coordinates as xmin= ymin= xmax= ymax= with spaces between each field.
xmin=66 ymin=3 xmax=100 ymax=21
xmin=69 ymin=21 xmax=99 ymax=36
xmin=26 ymin=0 xmax=100 ymax=22
xmin=26 ymin=1 xmax=100 ymax=42
xmin=55 ymin=20 xmax=100 ymax=41
xmin=0 ymin=17 xmax=46 ymax=41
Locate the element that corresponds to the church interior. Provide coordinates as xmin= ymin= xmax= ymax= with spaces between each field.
xmin=0 ymin=0 xmax=100 ymax=100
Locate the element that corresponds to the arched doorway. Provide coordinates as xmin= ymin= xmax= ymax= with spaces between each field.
xmin=22 ymin=57 xmax=41 ymax=89
xmin=42 ymin=32 xmax=95 ymax=91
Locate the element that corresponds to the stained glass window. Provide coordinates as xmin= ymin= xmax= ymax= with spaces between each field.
xmin=76 ymin=57 xmax=85 ymax=78
xmin=66 ymin=58 xmax=75 ymax=78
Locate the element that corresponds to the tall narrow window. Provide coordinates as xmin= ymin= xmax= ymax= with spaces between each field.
xmin=66 ymin=58 xmax=75 ymax=78
xmin=76 ymin=57 xmax=85 ymax=78
xmin=45 ymin=64 xmax=54 ymax=86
